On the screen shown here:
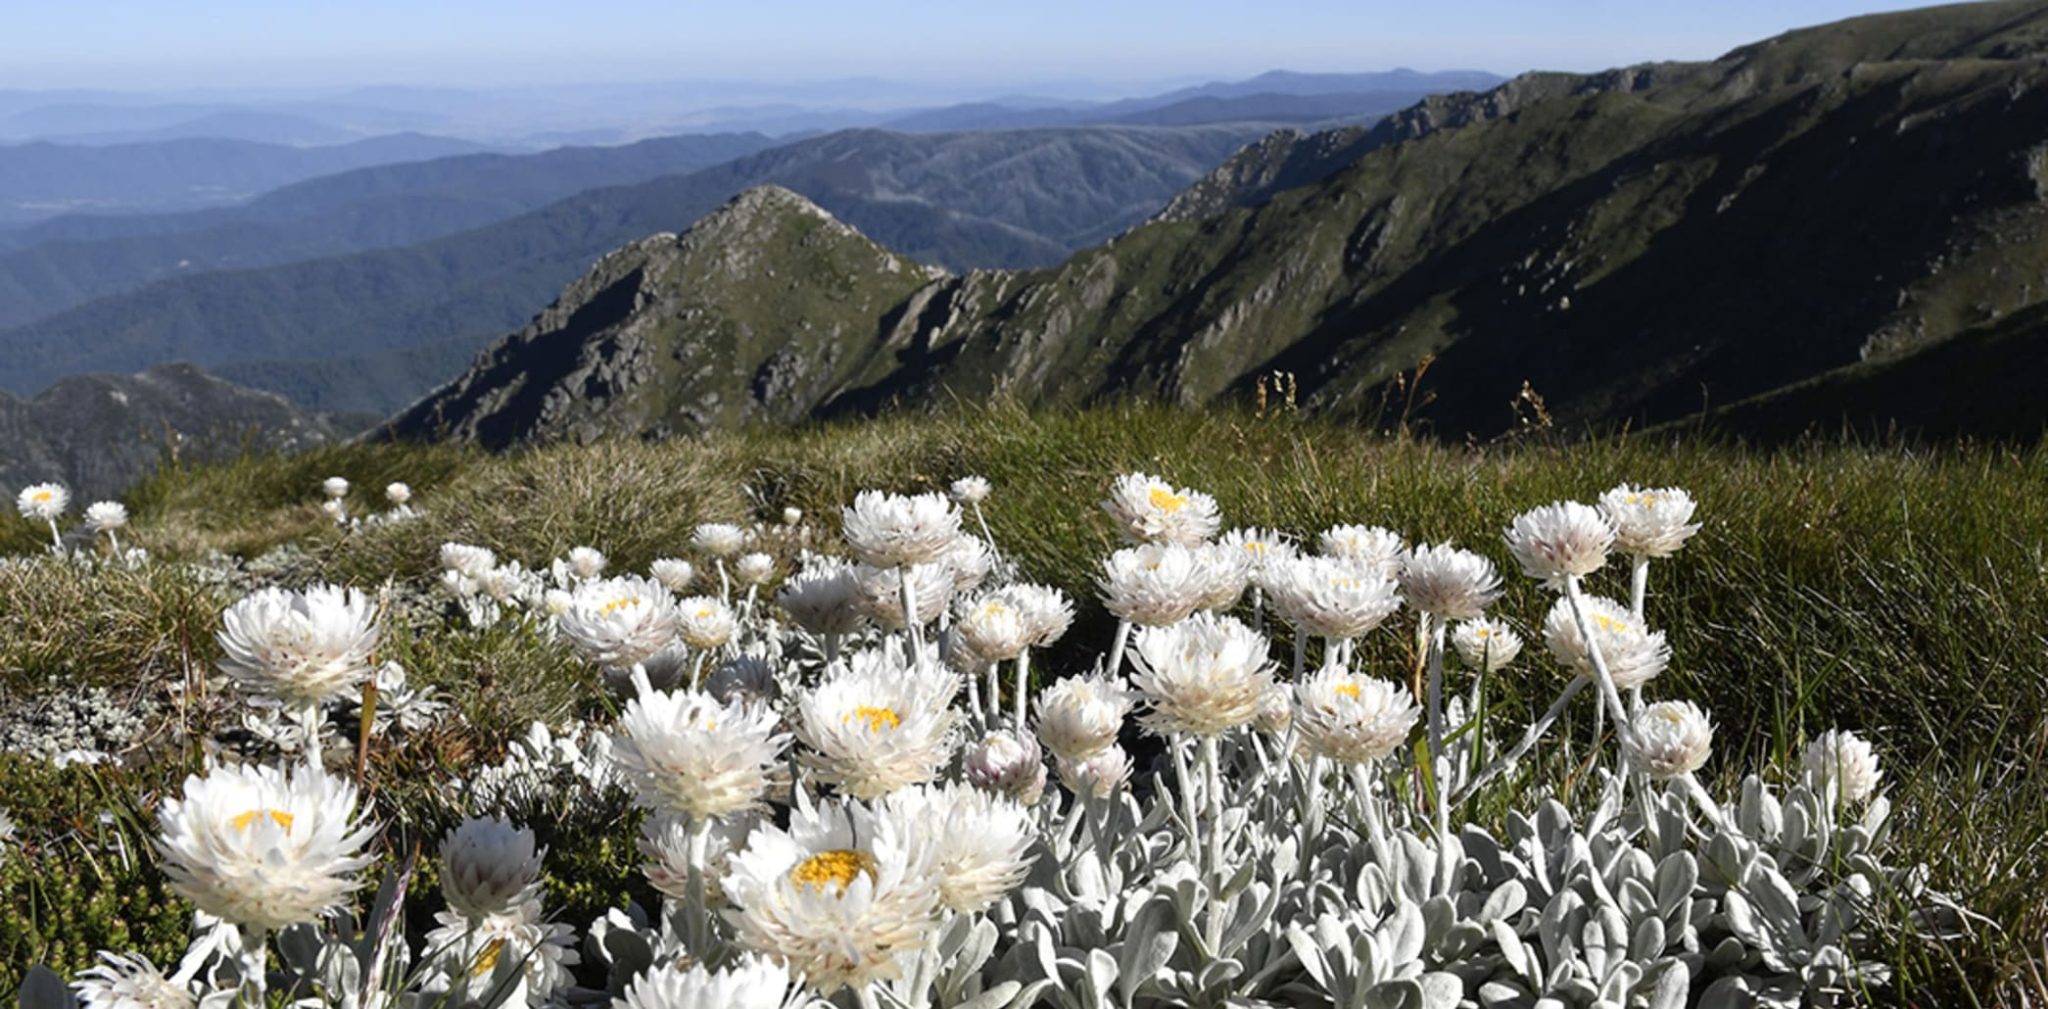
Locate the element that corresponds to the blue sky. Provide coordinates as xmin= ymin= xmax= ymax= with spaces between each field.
xmin=1 ymin=0 xmax=1948 ymax=90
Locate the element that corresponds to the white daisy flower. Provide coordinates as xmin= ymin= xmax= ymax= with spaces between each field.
xmin=692 ymin=523 xmax=747 ymax=559
xmin=1100 ymin=472 xmax=1221 ymax=546
xmin=558 ymin=576 xmax=680 ymax=668
xmin=1318 ymin=524 xmax=1405 ymax=577
xmin=942 ymin=534 xmax=995 ymax=595
xmin=320 ymin=498 xmax=347 ymax=524
xmin=1219 ymin=527 xmax=1300 ymax=586
xmin=782 ymin=506 xmax=804 ymax=527
xmin=798 ymin=647 xmax=960 ymax=798
xmin=1293 ymin=666 xmax=1422 ymax=765
xmin=674 ymin=595 xmax=736 ymax=650
xmin=84 ymin=501 xmax=128 ymax=532
xmin=440 ymin=816 xmax=544 ymax=919
xmin=15 ymin=482 xmax=68 ymax=522
xmin=421 ymin=897 xmax=579 ymax=1009
xmin=1098 ymin=543 xmax=1209 ymax=627
xmin=734 ymin=552 xmax=776 ymax=586
xmin=963 ymin=730 xmax=1047 ymax=806
xmin=321 ymin=476 xmax=349 ymax=500
xmin=841 ymin=490 xmax=962 ymax=569
xmin=637 ymin=812 xmax=756 ymax=904
xmin=1035 ymin=673 xmax=1133 ymax=763
xmin=723 ymin=798 xmax=942 ymax=993
xmin=441 ymin=543 xmax=498 ymax=578
xmin=72 ymin=952 xmax=196 ymax=1009
xmin=882 ymin=782 xmax=1035 ymax=913
xmin=1451 ymin=618 xmax=1523 ymax=672
xmin=649 ymin=557 xmax=695 ymax=594
xmin=156 ymin=760 xmax=375 ymax=930
xmin=566 ymin=546 xmax=608 ymax=579
xmin=1126 ymin=612 xmax=1275 ymax=737
xmin=1599 ymin=484 xmax=1702 ymax=558
xmin=956 ymin=591 xmax=1031 ymax=662
xmin=1266 ymin=555 xmax=1403 ymax=641
xmin=949 ymin=476 xmax=992 ymax=505
xmin=1399 ymin=542 xmax=1502 ymax=621
xmin=216 ymin=584 xmax=382 ymax=711
xmin=384 ymin=482 xmax=412 ymax=506
xmin=1194 ymin=542 xmax=1254 ymax=611
xmin=1627 ymin=701 xmax=1713 ymax=780
xmin=1540 ymin=595 xmax=1670 ymax=690
xmin=776 ymin=558 xmax=866 ymax=636
xmin=613 ymin=952 xmax=801 ymax=1009
xmin=1056 ymin=745 xmax=1133 ymax=799
xmin=611 ymin=688 xmax=787 ymax=819
xmin=1253 ymin=683 xmax=1293 ymax=735
xmin=851 ymin=562 xmax=955 ymax=632
xmin=1504 ymin=501 xmax=1614 ymax=588
xmin=1803 ymin=729 xmax=1883 ymax=804
xmin=1006 ymin=583 xmax=1075 ymax=647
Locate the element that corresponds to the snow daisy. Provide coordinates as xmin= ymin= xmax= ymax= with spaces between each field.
xmin=156 ymin=760 xmax=375 ymax=931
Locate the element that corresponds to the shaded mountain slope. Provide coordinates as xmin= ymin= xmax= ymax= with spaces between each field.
xmin=387 ymin=1 xmax=2048 ymax=445
xmin=0 ymin=364 xmax=336 ymax=500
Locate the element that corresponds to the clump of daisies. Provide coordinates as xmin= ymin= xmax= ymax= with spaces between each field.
xmin=31 ymin=471 xmax=1953 ymax=1009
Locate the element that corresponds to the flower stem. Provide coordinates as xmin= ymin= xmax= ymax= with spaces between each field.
xmin=1200 ymin=734 xmax=1226 ymax=954
xmin=237 ymin=926 xmax=268 ymax=1009
xmin=685 ymin=816 xmax=712 ymax=957
xmin=1424 ymin=618 xmax=1449 ymax=844
xmin=44 ymin=518 xmax=61 ymax=552
xmin=1351 ymin=763 xmax=1392 ymax=870
xmin=1629 ymin=554 xmax=1650 ymax=622
xmin=1453 ymin=674 xmax=1590 ymax=805
xmin=973 ymin=502 xmax=1004 ymax=571
xmin=1563 ymin=577 xmax=1640 ymax=754
xmin=1106 ymin=619 xmax=1132 ymax=676
xmin=1012 ymin=649 xmax=1031 ymax=730
xmin=899 ymin=563 xmax=926 ymax=658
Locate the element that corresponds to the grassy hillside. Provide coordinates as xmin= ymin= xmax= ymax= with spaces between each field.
xmin=4 ymin=407 xmax=2041 ymax=998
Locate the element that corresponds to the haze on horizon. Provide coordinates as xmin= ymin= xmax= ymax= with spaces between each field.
xmin=3 ymin=0 xmax=1947 ymax=94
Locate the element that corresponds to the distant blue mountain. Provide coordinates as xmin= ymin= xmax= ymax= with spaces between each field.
xmin=0 ymin=133 xmax=494 ymax=222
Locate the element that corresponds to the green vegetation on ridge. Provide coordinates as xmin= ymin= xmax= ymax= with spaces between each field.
xmin=4 ymin=407 xmax=2037 ymax=998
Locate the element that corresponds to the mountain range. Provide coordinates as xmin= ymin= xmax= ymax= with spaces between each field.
xmin=0 ymin=133 xmax=493 ymax=223
xmin=384 ymin=0 xmax=2048 ymax=448
xmin=0 ymin=125 xmax=1277 ymax=413
xmin=0 ymin=132 xmax=779 ymax=329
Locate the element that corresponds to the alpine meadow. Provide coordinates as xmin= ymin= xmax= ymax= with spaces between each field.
xmin=2 ymin=3 xmax=2047 ymax=1009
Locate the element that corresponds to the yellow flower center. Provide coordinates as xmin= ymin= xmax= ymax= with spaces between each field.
xmin=1627 ymin=492 xmax=1659 ymax=506
xmin=1147 ymin=487 xmax=1188 ymax=513
xmin=1243 ymin=541 xmax=1266 ymax=554
xmin=1475 ymin=629 xmax=1493 ymax=639
xmin=695 ymin=608 xmax=714 ymax=619
xmin=30 ymin=491 xmax=50 ymax=503
xmin=845 ymin=705 xmax=901 ymax=732
xmin=599 ymin=596 xmax=641 ymax=617
xmin=229 ymin=809 xmax=294 ymax=832
xmin=1334 ymin=682 xmax=1361 ymax=700
xmin=472 ymin=938 xmax=504 ymax=977
xmin=1592 ymin=614 xmax=1629 ymax=633
xmin=788 ymin=849 xmax=875 ymax=894
xmin=1655 ymin=708 xmax=1684 ymax=724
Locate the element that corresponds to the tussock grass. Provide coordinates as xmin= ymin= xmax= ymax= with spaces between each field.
xmin=5 ymin=405 xmax=2045 ymax=1000
xmin=0 ymin=556 xmax=227 ymax=695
